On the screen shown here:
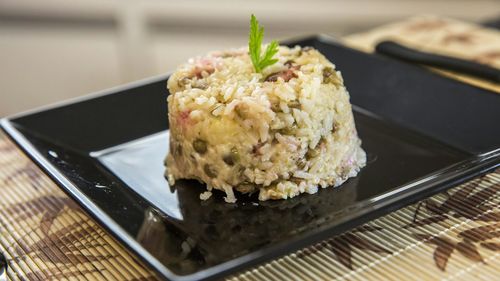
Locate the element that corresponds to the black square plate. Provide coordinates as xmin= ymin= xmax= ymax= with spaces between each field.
xmin=2 ymin=35 xmax=499 ymax=281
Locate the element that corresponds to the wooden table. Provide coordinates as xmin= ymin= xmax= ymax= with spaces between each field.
xmin=1 ymin=16 xmax=499 ymax=281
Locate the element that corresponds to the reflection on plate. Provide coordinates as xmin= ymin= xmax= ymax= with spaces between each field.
xmin=137 ymin=176 xmax=358 ymax=274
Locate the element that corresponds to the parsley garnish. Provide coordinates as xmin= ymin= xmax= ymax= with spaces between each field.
xmin=249 ymin=14 xmax=279 ymax=73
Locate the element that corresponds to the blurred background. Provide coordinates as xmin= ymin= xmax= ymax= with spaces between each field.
xmin=1 ymin=0 xmax=499 ymax=116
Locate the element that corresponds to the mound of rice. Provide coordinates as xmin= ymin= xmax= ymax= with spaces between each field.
xmin=165 ymin=45 xmax=366 ymax=203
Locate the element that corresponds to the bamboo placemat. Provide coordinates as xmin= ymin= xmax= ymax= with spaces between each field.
xmin=1 ymin=16 xmax=499 ymax=281
xmin=344 ymin=15 xmax=500 ymax=94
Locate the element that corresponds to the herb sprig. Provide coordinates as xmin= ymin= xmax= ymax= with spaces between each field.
xmin=249 ymin=14 xmax=279 ymax=73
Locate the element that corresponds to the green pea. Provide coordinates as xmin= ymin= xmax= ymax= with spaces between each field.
xmin=177 ymin=77 xmax=190 ymax=87
xmin=278 ymin=127 xmax=295 ymax=135
xmin=204 ymin=164 xmax=217 ymax=178
xmin=193 ymin=139 xmax=207 ymax=154
xmin=323 ymin=67 xmax=341 ymax=85
xmin=234 ymin=107 xmax=245 ymax=119
xmin=236 ymin=182 xmax=254 ymax=193
xmin=306 ymin=148 xmax=319 ymax=159
xmin=288 ymin=100 xmax=301 ymax=109
xmin=223 ymin=148 xmax=239 ymax=166
xmin=297 ymin=159 xmax=307 ymax=169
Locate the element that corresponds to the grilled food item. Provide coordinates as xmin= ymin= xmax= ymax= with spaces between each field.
xmin=165 ymin=45 xmax=366 ymax=202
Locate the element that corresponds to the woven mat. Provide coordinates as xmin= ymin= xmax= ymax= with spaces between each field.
xmin=344 ymin=15 xmax=500 ymax=94
xmin=1 ymin=16 xmax=499 ymax=281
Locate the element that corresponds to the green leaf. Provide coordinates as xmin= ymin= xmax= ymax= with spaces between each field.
xmin=248 ymin=14 xmax=279 ymax=73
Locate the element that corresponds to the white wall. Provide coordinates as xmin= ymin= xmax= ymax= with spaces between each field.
xmin=0 ymin=0 xmax=499 ymax=116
